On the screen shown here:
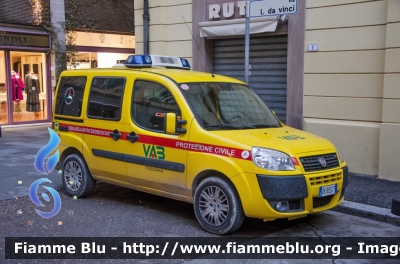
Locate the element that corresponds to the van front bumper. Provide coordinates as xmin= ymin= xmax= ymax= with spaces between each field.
xmin=231 ymin=166 xmax=349 ymax=220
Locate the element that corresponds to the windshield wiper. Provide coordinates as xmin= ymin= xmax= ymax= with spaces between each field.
xmin=253 ymin=124 xmax=281 ymax=128
xmin=204 ymin=124 xmax=256 ymax=130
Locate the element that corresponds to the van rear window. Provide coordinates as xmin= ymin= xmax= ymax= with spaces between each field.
xmin=87 ymin=77 xmax=125 ymax=120
xmin=55 ymin=76 xmax=87 ymax=117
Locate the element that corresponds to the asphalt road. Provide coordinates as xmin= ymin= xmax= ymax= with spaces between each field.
xmin=1 ymin=181 xmax=400 ymax=264
xmin=1 ymin=125 xmax=400 ymax=263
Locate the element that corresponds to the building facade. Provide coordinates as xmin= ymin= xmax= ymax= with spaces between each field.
xmin=0 ymin=0 xmax=52 ymax=125
xmin=303 ymin=0 xmax=400 ymax=181
xmin=134 ymin=0 xmax=400 ymax=181
xmin=134 ymin=0 xmax=305 ymax=127
xmin=0 ymin=0 xmax=135 ymax=126
xmin=62 ymin=0 xmax=135 ymax=72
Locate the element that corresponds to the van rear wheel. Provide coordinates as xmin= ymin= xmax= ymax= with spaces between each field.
xmin=62 ymin=154 xmax=95 ymax=198
xmin=194 ymin=177 xmax=245 ymax=235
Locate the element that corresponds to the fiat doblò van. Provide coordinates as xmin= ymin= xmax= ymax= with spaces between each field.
xmin=53 ymin=55 xmax=348 ymax=234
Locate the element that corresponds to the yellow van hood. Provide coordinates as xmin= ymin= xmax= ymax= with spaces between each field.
xmin=213 ymin=126 xmax=335 ymax=156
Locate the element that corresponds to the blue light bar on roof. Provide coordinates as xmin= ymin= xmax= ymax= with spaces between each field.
xmin=125 ymin=55 xmax=190 ymax=70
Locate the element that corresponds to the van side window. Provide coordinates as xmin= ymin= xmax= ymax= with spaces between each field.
xmin=55 ymin=76 xmax=86 ymax=117
xmin=87 ymin=77 xmax=125 ymax=120
xmin=131 ymin=80 xmax=181 ymax=132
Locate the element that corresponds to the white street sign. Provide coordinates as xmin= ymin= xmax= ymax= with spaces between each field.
xmin=249 ymin=0 xmax=297 ymax=17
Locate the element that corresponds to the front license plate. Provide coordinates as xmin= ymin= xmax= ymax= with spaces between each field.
xmin=319 ymin=184 xmax=337 ymax=197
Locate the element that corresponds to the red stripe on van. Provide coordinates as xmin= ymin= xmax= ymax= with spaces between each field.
xmin=56 ymin=124 xmax=252 ymax=160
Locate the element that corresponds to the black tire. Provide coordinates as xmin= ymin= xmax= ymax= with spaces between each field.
xmin=194 ymin=177 xmax=245 ymax=235
xmin=62 ymin=153 xmax=95 ymax=198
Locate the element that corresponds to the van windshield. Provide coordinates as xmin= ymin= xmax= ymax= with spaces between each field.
xmin=178 ymin=82 xmax=281 ymax=130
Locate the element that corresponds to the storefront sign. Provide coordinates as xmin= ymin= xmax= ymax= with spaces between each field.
xmin=208 ymin=1 xmax=246 ymax=20
xmin=0 ymin=35 xmax=29 ymax=45
xmin=0 ymin=32 xmax=49 ymax=48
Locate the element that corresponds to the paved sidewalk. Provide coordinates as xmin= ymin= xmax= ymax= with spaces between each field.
xmin=344 ymin=173 xmax=400 ymax=209
xmin=334 ymin=173 xmax=400 ymax=226
xmin=0 ymin=125 xmax=399 ymax=225
xmin=0 ymin=125 xmax=62 ymax=201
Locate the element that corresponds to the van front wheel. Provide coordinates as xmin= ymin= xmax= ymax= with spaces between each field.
xmin=62 ymin=154 xmax=95 ymax=198
xmin=194 ymin=177 xmax=245 ymax=235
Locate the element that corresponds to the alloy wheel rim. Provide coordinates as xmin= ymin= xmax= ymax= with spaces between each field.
xmin=199 ymin=186 xmax=229 ymax=226
xmin=64 ymin=161 xmax=83 ymax=191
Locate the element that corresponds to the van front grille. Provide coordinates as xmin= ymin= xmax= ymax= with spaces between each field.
xmin=309 ymin=172 xmax=342 ymax=186
xmin=300 ymin=153 xmax=339 ymax=172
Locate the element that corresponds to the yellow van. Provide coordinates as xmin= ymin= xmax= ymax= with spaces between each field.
xmin=53 ymin=55 xmax=348 ymax=235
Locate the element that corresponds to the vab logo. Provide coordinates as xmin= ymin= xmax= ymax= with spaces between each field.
xmin=29 ymin=178 xmax=61 ymax=218
xmin=143 ymin=144 xmax=165 ymax=160
xmin=278 ymin=135 xmax=305 ymax=141
xmin=30 ymin=128 xmax=62 ymax=218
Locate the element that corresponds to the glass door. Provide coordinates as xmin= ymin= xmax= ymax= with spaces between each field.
xmin=0 ymin=51 xmax=8 ymax=124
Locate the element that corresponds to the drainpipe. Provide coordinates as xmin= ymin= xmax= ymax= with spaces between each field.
xmin=143 ymin=0 xmax=150 ymax=54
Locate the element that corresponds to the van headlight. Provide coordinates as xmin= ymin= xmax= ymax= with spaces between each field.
xmin=252 ymin=147 xmax=295 ymax=171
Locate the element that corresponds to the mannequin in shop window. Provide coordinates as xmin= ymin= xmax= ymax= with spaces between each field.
xmin=25 ymin=71 xmax=41 ymax=114
xmin=5 ymin=71 xmax=25 ymax=112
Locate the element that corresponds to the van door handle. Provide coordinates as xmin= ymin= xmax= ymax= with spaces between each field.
xmin=110 ymin=129 xmax=122 ymax=141
xmin=126 ymin=132 xmax=139 ymax=143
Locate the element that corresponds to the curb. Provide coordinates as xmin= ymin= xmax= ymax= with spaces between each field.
xmin=0 ymin=122 xmax=51 ymax=129
xmin=332 ymin=200 xmax=400 ymax=226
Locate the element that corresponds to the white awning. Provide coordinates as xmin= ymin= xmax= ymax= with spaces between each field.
xmin=199 ymin=16 xmax=278 ymax=38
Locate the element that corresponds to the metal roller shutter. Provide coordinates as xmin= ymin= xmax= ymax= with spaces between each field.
xmin=213 ymin=35 xmax=288 ymax=123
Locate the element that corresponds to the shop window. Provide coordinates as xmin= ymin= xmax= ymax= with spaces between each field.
xmin=0 ymin=51 xmax=50 ymax=123
xmin=55 ymin=76 xmax=86 ymax=117
xmin=87 ymin=77 xmax=125 ymax=120
xmin=131 ymin=80 xmax=181 ymax=132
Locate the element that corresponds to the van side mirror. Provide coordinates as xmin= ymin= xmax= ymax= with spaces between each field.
xmin=166 ymin=113 xmax=177 ymax=134
xmin=166 ymin=113 xmax=187 ymax=135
